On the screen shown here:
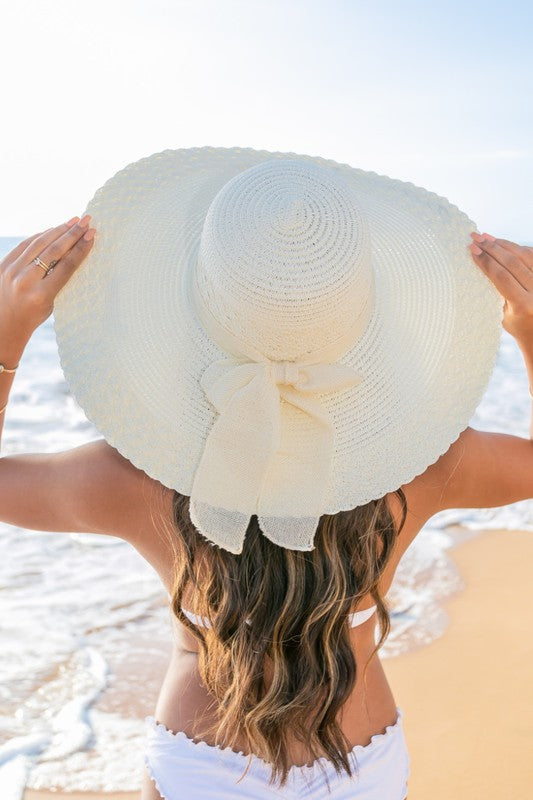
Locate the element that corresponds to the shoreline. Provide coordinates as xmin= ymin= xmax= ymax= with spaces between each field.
xmin=24 ymin=526 xmax=533 ymax=799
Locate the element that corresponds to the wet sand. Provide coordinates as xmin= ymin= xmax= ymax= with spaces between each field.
xmin=25 ymin=527 xmax=533 ymax=799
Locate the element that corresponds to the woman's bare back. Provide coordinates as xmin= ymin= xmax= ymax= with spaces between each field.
xmin=131 ymin=430 xmax=487 ymax=770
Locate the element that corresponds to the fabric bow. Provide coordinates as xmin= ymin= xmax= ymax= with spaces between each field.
xmin=189 ymin=356 xmax=363 ymax=553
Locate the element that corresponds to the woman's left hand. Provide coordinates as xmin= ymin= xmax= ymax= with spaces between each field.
xmin=0 ymin=215 xmax=95 ymax=345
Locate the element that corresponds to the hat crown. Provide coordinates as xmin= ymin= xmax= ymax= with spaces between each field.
xmin=195 ymin=159 xmax=375 ymax=360
xmin=272 ymin=191 xmax=306 ymax=231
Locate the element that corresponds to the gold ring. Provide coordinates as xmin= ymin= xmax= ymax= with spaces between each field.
xmin=33 ymin=256 xmax=50 ymax=274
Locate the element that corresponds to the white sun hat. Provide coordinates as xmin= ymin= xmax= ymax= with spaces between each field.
xmin=52 ymin=146 xmax=503 ymax=554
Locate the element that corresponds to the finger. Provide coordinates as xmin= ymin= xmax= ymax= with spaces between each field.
xmin=28 ymin=215 xmax=92 ymax=276
xmin=488 ymin=236 xmax=533 ymax=269
xmin=470 ymin=243 xmax=530 ymax=304
xmin=473 ymin=238 xmax=533 ymax=291
xmin=0 ymin=229 xmax=52 ymax=267
xmin=43 ymin=231 xmax=95 ymax=294
xmin=16 ymin=217 xmax=83 ymax=266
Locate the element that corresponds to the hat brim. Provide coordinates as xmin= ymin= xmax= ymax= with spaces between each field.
xmin=53 ymin=146 xmax=503 ymax=512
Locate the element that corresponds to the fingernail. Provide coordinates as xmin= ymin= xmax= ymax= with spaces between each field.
xmin=470 ymin=244 xmax=482 ymax=255
xmin=83 ymin=227 xmax=95 ymax=241
xmin=66 ymin=216 xmax=80 ymax=226
xmin=481 ymin=232 xmax=496 ymax=241
xmin=79 ymin=214 xmax=92 ymax=228
xmin=470 ymin=231 xmax=485 ymax=242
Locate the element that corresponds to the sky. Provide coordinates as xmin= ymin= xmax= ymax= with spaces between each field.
xmin=0 ymin=0 xmax=532 ymax=242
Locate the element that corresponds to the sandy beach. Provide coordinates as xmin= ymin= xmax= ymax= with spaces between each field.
xmin=23 ymin=527 xmax=533 ymax=800
xmin=385 ymin=527 xmax=533 ymax=798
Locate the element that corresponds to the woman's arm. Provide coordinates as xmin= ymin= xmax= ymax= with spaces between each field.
xmin=0 ymin=220 xmax=173 ymax=544
xmin=0 ymin=438 xmax=173 ymax=540
xmin=516 ymin=336 xmax=533 ymax=440
xmin=406 ymin=234 xmax=533 ymax=521
xmin=472 ymin=232 xmax=533 ymax=441
xmin=0 ymin=218 xmax=94 ymax=450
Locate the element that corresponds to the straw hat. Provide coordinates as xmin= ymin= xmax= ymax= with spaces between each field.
xmin=52 ymin=147 xmax=503 ymax=554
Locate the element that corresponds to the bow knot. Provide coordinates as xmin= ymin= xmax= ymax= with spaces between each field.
xmin=189 ymin=355 xmax=364 ymax=553
xmin=272 ymin=360 xmax=303 ymax=386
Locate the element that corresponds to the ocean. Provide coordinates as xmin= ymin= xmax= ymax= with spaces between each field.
xmin=1 ymin=235 xmax=532 ymax=797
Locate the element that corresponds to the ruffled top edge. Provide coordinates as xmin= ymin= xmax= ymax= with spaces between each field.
xmin=145 ymin=707 xmax=404 ymax=776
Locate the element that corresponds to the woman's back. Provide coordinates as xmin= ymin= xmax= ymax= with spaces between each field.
xmin=152 ymin=501 xmax=401 ymax=771
xmin=126 ymin=423 xmax=503 ymax=771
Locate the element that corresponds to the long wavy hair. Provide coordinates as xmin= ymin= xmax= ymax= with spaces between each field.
xmin=154 ymin=487 xmax=407 ymax=790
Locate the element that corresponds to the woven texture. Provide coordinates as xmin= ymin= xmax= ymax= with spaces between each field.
xmin=52 ymin=146 xmax=503 ymax=554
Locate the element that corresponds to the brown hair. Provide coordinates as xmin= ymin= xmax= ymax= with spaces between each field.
xmin=157 ymin=489 xmax=407 ymax=790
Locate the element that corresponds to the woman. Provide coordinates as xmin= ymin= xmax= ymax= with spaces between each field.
xmin=1 ymin=148 xmax=532 ymax=800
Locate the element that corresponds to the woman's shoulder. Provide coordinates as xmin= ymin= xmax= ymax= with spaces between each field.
xmin=403 ymin=423 xmax=533 ymax=518
xmin=80 ymin=438 xmax=176 ymax=545
xmin=386 ymin=428 xmax=472 ymax=549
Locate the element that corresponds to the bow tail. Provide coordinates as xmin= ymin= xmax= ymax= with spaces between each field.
xmin=256 ymin=388 xmax=335 ymax=551
xmin=189 ymin=370 xmax=281 ymax=554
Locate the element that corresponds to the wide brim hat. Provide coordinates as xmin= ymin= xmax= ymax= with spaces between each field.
xmin=53 ymin=146 xmax=503 ymax=553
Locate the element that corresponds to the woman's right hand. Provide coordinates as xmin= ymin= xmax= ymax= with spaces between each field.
xmin=0 ymin=217 xmax=95 ymax=351
xmin=469 ymin=232 xmax=533 ymax=344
